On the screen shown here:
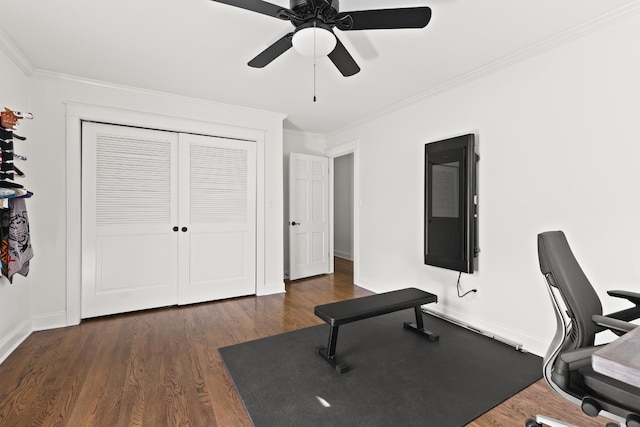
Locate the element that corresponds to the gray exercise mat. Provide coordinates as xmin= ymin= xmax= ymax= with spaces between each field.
xmin=220 ymin=311 xmax=541 ymax=427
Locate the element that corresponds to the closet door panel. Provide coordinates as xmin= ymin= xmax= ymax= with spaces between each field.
xmin=178 ymin=134 xmax=256 ymax=305
xmin=190 ymin=232 xmax=247 ymax=282
xmin=82 ymin=123 xmax=179 ymax=318
xmin=96 ymin=232 xmax=172 ymax=290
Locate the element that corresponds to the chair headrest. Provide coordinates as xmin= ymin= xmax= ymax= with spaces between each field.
xmin=538 ymin=231 xmax=566 ymax=277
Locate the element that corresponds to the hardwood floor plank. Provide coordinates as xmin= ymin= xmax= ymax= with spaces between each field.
xmin=65 ymin=318 xmax=125 ymax=427
xmin=117 ymin=314 xmax=159 ymax=427
xmin=0 ymin=258 xmax=617 ymax=426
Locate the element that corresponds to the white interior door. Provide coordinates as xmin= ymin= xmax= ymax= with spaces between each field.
xmin=289 ymin=153 xmax=330 ymax=280
xmin=81 ymin=123 xmax=179 ymax=318
xmin=177 ymin=134 xmax=256 ymax=304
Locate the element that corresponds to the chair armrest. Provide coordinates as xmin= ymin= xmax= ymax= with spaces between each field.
xmin=552 ymin=346 xmax=600 ymax=389
xmin=558 ymin=347 xmax=599 ymax=369
xmin=592 ymin=314 xmax=637 ymax=334
xmin=606 ymin=290 xmax=640 ymax=323
xmin=607 ymin=290 xmax=640 ymax=305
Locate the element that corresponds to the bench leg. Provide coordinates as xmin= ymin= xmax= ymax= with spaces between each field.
xmin=403 ymin=306 xmax=439 ymax=342
xmin=315 ymin=326 xmax=349 ymax=374
xmin=327 ymin=325 xmax=339 ymax=359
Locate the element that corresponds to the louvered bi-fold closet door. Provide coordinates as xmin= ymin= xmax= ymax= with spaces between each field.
xmin=82 ymin=124 xmax=258 ymax=318
xmin=177 ymin=133 xmax=256 ymax=305
xmin=81 ymin=123 xmax=179 ymax=318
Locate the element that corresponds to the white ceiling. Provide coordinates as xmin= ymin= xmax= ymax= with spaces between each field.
xmin=2 ymin=0 xmax=638 ymax=134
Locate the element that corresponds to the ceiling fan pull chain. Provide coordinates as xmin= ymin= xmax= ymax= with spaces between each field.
xmin=313 ymin=61 xmax=317 ymax=102
xmin=313 ymin=20 xmax=317 ymax=102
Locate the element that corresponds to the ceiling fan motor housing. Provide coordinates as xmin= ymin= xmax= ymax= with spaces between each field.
xmin=289 ymin=0 xmax=340 ymax=22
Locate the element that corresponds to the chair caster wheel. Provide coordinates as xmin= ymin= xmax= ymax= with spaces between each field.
xmin=626 ymin=413 xmax=640 ymax=427
xmin=525 ymin=418 xmax=542 ymax=427
xmin=581 ymin=397 xmax=602 ymax=417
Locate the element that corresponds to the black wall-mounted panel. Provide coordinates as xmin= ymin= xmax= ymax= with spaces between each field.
xmin=424 ymin=133 xmax=478 ymax=273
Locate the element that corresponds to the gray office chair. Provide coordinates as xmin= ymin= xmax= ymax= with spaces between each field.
xmin=526 ymin=231 xmax=640 ymax=427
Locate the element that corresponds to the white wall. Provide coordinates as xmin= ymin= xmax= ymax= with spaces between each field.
xmin=326 ymin=14 xmax=640 ymax=356
xmin=334 ymin=153 xmax=354 ymax=259
xmin=19 ymin=72 xmax=286 ymax=330
xmin=0 ymin=47 xmax=32 ymax=363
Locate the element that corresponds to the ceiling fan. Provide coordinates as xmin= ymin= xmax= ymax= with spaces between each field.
xmin=211 ymin=0 xmax=432 ymax=77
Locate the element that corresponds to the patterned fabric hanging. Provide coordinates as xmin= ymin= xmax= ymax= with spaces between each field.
xmin=7 ymin=197 xmax=32 ymax=282
xmin=0 ymin=207 xmax=9 ymax=279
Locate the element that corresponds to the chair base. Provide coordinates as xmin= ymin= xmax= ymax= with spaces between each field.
xmin=525 ymin=415 xmax=619 ymax=427
xmin=525 ymin=415 xmax=580 ymax=427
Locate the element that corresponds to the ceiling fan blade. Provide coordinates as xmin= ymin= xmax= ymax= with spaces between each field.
xmin=248 ymin=33 xmax=293 ymax=68
xmin=210 ymin=0 xmax=290 ymax=20
xmin=336 ymin=7 xmax=432 ymax=31
xmin=328 ymin=37 xmax=360 ymax=77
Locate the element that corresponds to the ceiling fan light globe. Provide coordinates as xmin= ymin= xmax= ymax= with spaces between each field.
xmin=292 ymin=27 xmax=336 ymax=57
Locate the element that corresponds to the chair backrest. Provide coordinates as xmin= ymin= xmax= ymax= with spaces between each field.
xmin=537 ymin=231 xmax=603 ymax=349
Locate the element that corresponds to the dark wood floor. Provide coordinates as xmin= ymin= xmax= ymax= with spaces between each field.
xmin=0 ymin=258 xmax=613 ymax=426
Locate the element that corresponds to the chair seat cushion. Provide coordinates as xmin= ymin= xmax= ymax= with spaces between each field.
xmin=580 ymin=366 xmax=640 ymax=411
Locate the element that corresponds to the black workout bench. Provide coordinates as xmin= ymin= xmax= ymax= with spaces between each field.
xmin=313 ymin=287 xmax=439 ymax=373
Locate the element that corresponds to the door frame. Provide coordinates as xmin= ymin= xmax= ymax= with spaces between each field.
xmin=65 ymin=102 xmax=266 ymax=325
xmin=325 ymin=139 xmax=359 ymax=284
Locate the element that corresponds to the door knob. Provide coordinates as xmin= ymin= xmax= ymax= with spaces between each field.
xmin=291 ymin=221 xmax=300 ymax=226
xmin=173 ymin=226 xmax=179 ymax=232
xmin=182 ymin=227 xmax=188 ymax=232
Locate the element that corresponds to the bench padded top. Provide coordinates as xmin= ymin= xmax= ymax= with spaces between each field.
xmin=314 ymin=288 xmax=437 ymax=326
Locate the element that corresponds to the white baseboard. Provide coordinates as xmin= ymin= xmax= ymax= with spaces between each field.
xmin=0 ymin=319 xmax=31 ymax=365
xmin=424 ymin=305 xmax=549 ymax=357
xmin=355 ymin=277 xmax=549 ymax=357
xmin=353 ymin=277 xmax=399 ymax=294
xmin=31 ymin=311 xmax=69 ymax=332
xmin=334 ymin=251 xmax=353 ymax=260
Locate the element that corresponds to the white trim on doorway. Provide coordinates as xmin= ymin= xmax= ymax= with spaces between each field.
xmin=325 ymin=140 xmax=360 ymax=285
xmin=65 ymin=102 xmax=267 ymax=326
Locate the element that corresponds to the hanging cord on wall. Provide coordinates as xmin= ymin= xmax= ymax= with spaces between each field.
xmin=457 ymin=271 xmax=477 ymax=298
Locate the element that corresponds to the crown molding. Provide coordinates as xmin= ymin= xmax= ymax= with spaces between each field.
xmin=327 ymin=0 xmax=640 ymax=138
xmin=30 ymin=68 xmax=288 ymax=122
xmin=0 ymin=28 xmax=34 ymax=75
xmin=283 ymin=128 xmax=326 ymax=141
